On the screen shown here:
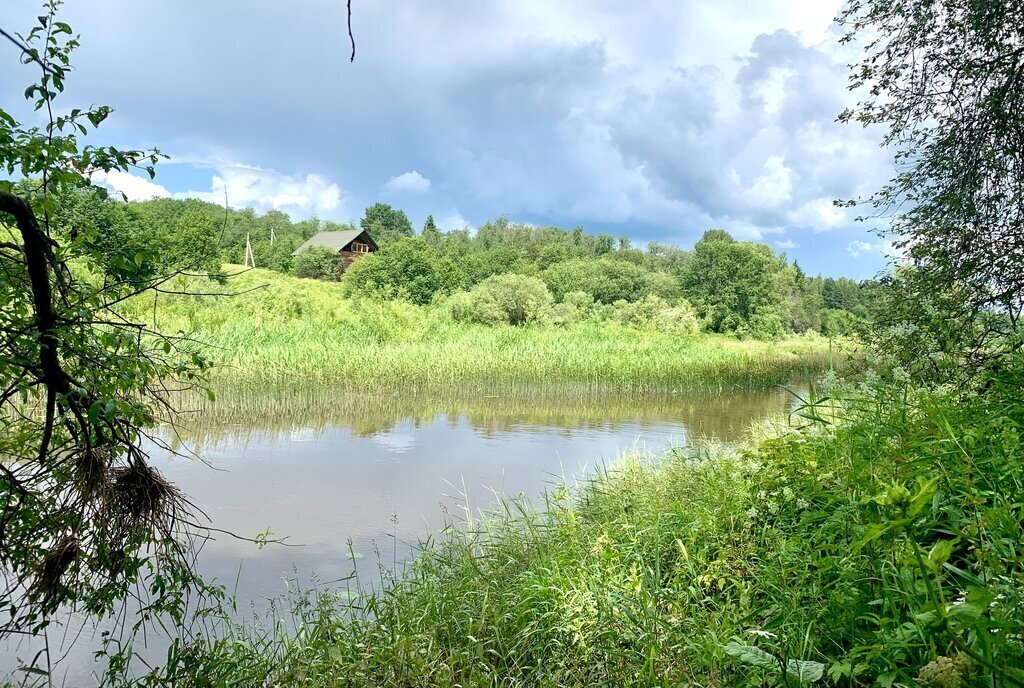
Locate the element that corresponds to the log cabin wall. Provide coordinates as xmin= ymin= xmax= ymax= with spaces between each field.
xmin=336 ymin=249 xmax=366 ymax=277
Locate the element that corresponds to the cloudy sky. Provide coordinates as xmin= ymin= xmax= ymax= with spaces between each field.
xmin=3 ymin=0 xmax=897 ymax=278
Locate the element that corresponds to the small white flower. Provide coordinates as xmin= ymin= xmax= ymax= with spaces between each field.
xmin=747 ymin=629 xmax=778 ymax=639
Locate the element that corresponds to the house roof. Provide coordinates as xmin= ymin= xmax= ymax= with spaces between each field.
xmin=291 ymin=230 xmax=371 ymax=256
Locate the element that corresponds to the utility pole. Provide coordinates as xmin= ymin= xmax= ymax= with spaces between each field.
xmin=244 ymin=232 xmax=256 ymax=268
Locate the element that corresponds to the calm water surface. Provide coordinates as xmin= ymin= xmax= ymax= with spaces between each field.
xmin=3 ymin=385 xmax=799 ymax=682
xmin=159 ymin=385 xmax=798 ymax=600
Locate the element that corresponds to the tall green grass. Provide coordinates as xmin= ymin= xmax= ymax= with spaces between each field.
xmin=133 ymin=365 xmax=1024 ymax=687
xmin=128 ymin=266 xmax=838 ymax=390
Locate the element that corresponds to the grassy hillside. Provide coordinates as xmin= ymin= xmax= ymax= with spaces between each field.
xmin=129 ymin=266 xmax=838 ymax=390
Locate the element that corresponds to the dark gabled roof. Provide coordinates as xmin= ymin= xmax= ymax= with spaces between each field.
xmin=291 ymin=230 xmax=376 ymax=256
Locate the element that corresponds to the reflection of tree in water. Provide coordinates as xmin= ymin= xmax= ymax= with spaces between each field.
xmin=162 ymin=384 xmax=800 ymax=449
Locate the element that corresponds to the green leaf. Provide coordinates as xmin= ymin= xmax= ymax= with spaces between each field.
xmin=723 ymin=642 xmax=777 ymax=669
xmin=724 ymin=643 xmax=825 ymax=683
xmin=907 ymin=477 xmax=938 ymax=517
xmin=786 ymin=659 xmax=825 ymax=683
xmin=877 ymin=672 xmax=897 ymax=688
xmin=927 ymin=539 xmax=956 ymax=570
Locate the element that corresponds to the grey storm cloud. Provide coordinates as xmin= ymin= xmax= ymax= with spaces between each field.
xmin=2 ymin=0 xmax=893 ymax=249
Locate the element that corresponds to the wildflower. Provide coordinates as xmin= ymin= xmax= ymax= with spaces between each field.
xmin=795 ymin=498 xmax=809 ymax=510
xmin=916 ymin=655 xmax=970 ymax=688
xmin=766 ymin=501 xmax=780 ymax=515
xmin=746 ymin=629 xmax=777 ymax=639
xmin=591 ymin=532 xmax=613 ymax=556
xmin=745 ymin=507 xmax=759 ymax=520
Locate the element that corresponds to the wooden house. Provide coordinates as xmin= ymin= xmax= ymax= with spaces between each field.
xmin=291 ymin=229 xmax=379 ymax=273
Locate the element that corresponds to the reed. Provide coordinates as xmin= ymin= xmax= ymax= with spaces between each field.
xmin=128 ymin=266 xmax=839 ymax=390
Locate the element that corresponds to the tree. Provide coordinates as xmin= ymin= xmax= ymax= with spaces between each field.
xmin=682 ymin=230 xmax=790 ymax=333
xmin=422 ymin=214 xmax=440 ymax=243
xmin=542 ymin=257 xmax=669 ymax=304
xmin=839 ymin=0 xmax=1024 ymax=369
xmin=294 ymin=245 xmax=340 ymax=280
xmin=343 ymin=237 xmax=461 ymax=304
xmin=173 ymin=206 xmax=222 ymax=276
xmin=0 ymin=5 xmax=212 ymax=641
xmin=360 ymin=202 xmax=414 ymax=246
xmin=51 ymin=183 xmax=161 ymax=282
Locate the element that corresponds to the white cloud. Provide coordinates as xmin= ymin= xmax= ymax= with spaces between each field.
xmin=775 ymin=239 xmax=798 ymax=249
xmin=16 ymin=0 xmax=893 ymax=276
xmin=744 ymin=155 xmax=793 ymax=207
xmin=176 ymin=163 xmax=342 ymax=219
xmin=436 ymin=211 xmax=470 ymax=232
xmin=382 ymin=171 xmax=431 ymax=194
xmin=847 ymin=240 xmax=874 ymax=257
xmin=90 ymin=169 xmax=170 ymax=201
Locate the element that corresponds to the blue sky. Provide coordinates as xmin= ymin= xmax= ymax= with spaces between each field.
xmin=3 ymin=0 xmax=898 ymax=278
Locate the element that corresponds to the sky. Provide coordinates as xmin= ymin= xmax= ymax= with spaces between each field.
xmin=2 ymin=0 xmax=898 ymax=278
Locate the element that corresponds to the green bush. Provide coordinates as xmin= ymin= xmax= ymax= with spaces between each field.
xmin=821 ymin=308 xmax=859 ymax=337
xmin=547 ymin=290 xmax=596 ymax=327
xmin=343 ymin=237 xmax=462 ymax=305
xmin=613 ymin=294 xmax=702 ymax=336
xmin=541 ymin=258 xmax=672 ymax=304
xmin=736 ymin=309 xmax=788 ymax=340
xmin=451 ymin=273 xmax=554 ymax=326
xmin=293 ymin=246 xmax=340 ymax=281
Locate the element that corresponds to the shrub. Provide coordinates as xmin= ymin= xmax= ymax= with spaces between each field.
xmin=453 ymin=273 xmax=554 ymax=326
xmin=821 ymin=308 xmax=859 ymax=337
xmin=542 ymin=258 xmax=660 ymax=303
xmin=562 ymin=290 xmax=595 ymax=312
xmin=548 ymin=290 xmax=595 ymax=327
xmin=293 ymin=246 xmax=340 ymax=281
xmin=343 ymin=237 xmax=462 ymax=305
xmin=736 ymin=309 xmax=787 ymax=340
xmin=614 ymin=294 xmax=702 ymax=336
xmin=658 ymin=300 xmax=702 ymax=336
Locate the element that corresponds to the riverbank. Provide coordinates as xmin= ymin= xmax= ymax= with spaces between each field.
xmin=131 ymin=267 xmax=842 ymax=390
xmin=146 ymin=367 xmax=1024 ymax=687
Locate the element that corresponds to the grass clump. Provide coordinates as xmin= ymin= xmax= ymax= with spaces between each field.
xmin=143 ymin=365 xmax=1024 ymax=687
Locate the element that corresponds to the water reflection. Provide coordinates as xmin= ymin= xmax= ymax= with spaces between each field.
xmin=3 ymin=384 xmax=800 ymax=683
xmin=154 ymin=385 xmax=797 ymax=603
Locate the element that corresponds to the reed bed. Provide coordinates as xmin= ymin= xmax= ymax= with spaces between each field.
xmin=129 ymin=267 xmax=838 ymax=390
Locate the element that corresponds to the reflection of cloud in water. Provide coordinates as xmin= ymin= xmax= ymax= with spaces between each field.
xmin=287 ymin=427 xmax=320 ymax=442
xmin=371 ymin=429 xmax=416 ymax=453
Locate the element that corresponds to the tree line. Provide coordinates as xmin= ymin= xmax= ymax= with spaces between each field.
xmin=54 ymin=186 xmax=876 ymax=339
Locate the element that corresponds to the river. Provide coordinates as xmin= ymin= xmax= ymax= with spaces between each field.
xmin=2 ymin=384 xmax=800 ymax=683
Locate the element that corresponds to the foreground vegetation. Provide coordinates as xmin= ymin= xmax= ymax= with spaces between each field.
xmin=141 ymin=367 xmax=1024 ymax=687
xmin=126 ymin=266 xmax=837 ymax=389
